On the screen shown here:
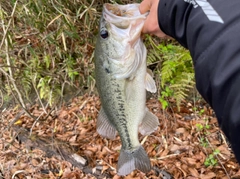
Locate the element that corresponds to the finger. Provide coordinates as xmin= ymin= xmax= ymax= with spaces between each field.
xmin=141 ymin=1 xmax=157 ymax=34
xmin=143 ymin=17 xmax=166 ymax=38
xmin=142 ymin=4 xmax=166 ymax=38
xmin=139 ymin=0 xmax=152 ymax=14
xmin=142 ymin=14 xmax=155 ymax=34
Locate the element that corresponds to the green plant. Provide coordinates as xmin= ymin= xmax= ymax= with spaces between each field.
xmin=196 ymin=119 xmax=220 ymax=168
xmin=204 ymin=149 xmax=220 ymax=167
xmin=159 ymin=44 xmax=195 ymax=110
xmin=196 ymin=123 xmax=204 ymax=131
xmin=196 ymin=118 xmax=210 ymax=134
xmin=144 ymin=36 xmax=195 ymax=110
xmin=0 ymin=0 xmax=97 ymax=108
xmin=199 ymin=109 xmax=205 ymax=115
xmin=199 ymin=136 xmax=209 ymax=148
xmin=159 ymin=86 xmax=173 ymax=109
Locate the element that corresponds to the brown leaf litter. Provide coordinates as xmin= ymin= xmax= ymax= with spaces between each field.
xmin=0 ymin=94 xmax=239 ymax=178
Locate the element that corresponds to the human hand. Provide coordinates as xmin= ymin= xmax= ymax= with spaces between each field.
xmin=139 ymin=0 xmax=167 ymax=38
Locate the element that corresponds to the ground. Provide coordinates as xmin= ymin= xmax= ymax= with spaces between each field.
xmin=1 ymin=94 xmax=240 ymax=179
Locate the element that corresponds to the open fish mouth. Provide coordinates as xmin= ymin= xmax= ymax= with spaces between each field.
xmin=105 ymin=3 xmax=135 ymax=17
xmin=98 ymin=3 xmax=149 ymax=80
xmin=103 ymin=3 xmax=148 ymax=29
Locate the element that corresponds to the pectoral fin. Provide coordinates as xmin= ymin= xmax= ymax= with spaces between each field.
xmin=97 ymin=107 xmax=117 ymax=140
xmin=145 ymin=70 xmax=157 ymax=93
xmin=139 ymin=108 xmax=159 ymax=136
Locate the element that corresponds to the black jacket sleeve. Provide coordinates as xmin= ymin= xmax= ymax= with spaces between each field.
xmin=158 ymin=0 xmax=240 ymax=162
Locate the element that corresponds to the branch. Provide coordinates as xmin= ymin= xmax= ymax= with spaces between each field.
xmin=0 ymin=0 xmax=18 ymax=49
xmin=0 ymin=1 xmax=26 ymax=109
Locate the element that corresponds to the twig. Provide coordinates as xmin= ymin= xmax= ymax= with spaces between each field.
xmin=50 ymin=0 xmax=72 ymax=18
xmin=153 ymin=153 xmax=180 ymax=160
xmin=29 ymin=111 xmax=45 ymax=136
xmin=29 ymin=107 xmax=55 ymax=136
xmin=0 ymin=1 xmax=26 ymax=109
xmin=205 ymin=137 xmax=231 ymax=179
xmin=0 ymin=89 xmax=3 ymax=108
xmin=220 ymin=131 xmax=228 ymax=147
xmin=32 ymin=73 xmax=47 ymax=114
xmin=9 ymin=110 xmax=25 ymax=128
xmin=0 ymin=0 xmax=18 ymax=49
xmin=5 ymin=78 xmax=35 ymax=120
xmin=140 ymin=135 xmax=148 ymax=145
xmin=3 ymin=72 xmax=35 ymax=120
xmin=79 ymin=0 xmax=95 ymax=19
xmin=59 ymin=72 xmax=69 ymax=107
xmin=11 ymin=170 xmax=26 ymax=179
xmin=0 ymin=67 xmax=15 ymax=82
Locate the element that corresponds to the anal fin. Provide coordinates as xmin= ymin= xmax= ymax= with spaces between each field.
xmin=139 ymin=108 xmax=159 ymax=136
xmin=97 ymin=107 xmax=117 ymax=140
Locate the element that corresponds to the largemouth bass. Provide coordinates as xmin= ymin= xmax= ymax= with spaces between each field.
xmin=94 ymin=3 xmax=159 ymax=176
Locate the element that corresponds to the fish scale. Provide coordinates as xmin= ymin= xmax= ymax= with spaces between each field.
xmin=101 ymin=76 xmax=132 ymax=149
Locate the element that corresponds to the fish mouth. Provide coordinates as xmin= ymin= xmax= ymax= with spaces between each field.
xmin=103 ymin=3 xmax=147 ymax=29
xmin=99 ymin=3 xmax=147 ymax=79
xmin=105 ymin=3 xmax=132 ymax=17
xmin=104 ymin=3 xmax=147 ymax=19
xmin=102 ymin=3 xmax=147 ymax=48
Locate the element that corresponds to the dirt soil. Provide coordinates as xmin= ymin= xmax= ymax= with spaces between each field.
xmin=1 ymin=94 xmax=240 ymax=179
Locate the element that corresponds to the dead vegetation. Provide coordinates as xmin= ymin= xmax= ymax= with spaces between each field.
xmin=0 ymin=0 xmax=239 ymax=179
xmin=1 ymin=95 xmax=240 ymax=178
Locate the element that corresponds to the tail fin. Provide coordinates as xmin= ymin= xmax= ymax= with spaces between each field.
xmin=117 ymin=146 xmax=151 ymax=176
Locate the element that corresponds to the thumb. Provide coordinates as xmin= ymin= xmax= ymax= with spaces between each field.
xmin=139 ymin=0 xmax=152 ymax=14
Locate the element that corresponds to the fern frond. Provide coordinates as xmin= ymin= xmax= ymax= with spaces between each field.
xmin=159 ymin=43 xmax=195 ymax=109
xmin=161 ymin=59 xmax=175 ymax=87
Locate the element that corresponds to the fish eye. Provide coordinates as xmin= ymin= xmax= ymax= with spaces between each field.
xmin=100 ymin=29 xmax=109 ymax=39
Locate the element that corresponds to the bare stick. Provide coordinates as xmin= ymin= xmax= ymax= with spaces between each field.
xmin=205 ymin=137 xmax=231 ymax=179
xmin=0 ymin=1 xmax=26 ymax=109
xmin=0 ymin=0 xmax=18 ymax=49
xmin=32 ymin=73 xmax=47 ymax=114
